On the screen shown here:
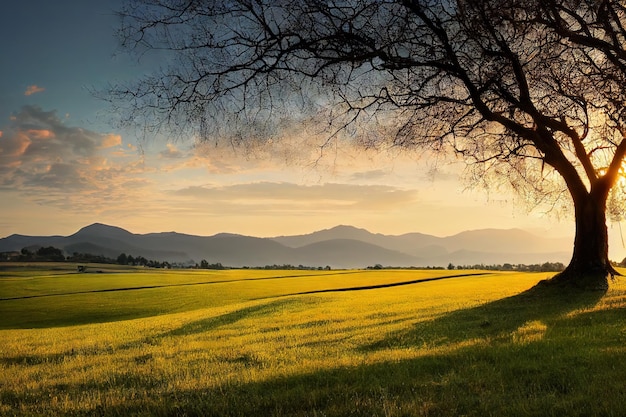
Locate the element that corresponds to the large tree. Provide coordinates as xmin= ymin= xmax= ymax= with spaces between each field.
xmin=111 ymin=0 xmax=626 ymax=289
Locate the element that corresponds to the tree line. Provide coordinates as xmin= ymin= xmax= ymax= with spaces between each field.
xmin=2 ymin=246 xmax=229 ymax=270
xmin=5 ymin=246 xmax=624 ymax=272
xmin=447 ymin=262 xmax=566 ymax=272
xmin=2 ymin=246 xmax=173 ymax=268
xmin=369 ymin=262 xmax=568 ymax=272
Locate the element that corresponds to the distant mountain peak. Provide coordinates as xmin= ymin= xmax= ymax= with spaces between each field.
xmin=326 ymin=224 xmax=372 ymax=233
xmin=212 ymin=232 xmax=245 ymax=238
xmin=80 ymin=222 xmax=115 ymax=229
xmin=72 ymin=223 xmax=132 ymax=237
xmin=329 ymin=224 xmax=365 ymax=230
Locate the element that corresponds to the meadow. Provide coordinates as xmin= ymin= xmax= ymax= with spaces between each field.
xmin=1 ymin=264 xmax=626 ymax=416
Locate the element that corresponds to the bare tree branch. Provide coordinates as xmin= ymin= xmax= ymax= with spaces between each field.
xmin=108 ymin=0 xmax=626 ymax=285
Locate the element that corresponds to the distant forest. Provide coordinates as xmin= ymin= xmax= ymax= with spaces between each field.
xmin=1 ymin=246 xmax=174 ymax=269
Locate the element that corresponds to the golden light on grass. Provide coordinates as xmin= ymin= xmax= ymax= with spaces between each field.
xmin=512 ymin=320 xmax=548 ymax=344
xmin=2 ymin=267 xmax=626 ymax=415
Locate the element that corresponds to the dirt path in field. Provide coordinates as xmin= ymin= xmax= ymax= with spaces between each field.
xmin=0 ymin=270 xmax=365 ymax=301
xmin=258 ymin=272 xmax=493 ymax=299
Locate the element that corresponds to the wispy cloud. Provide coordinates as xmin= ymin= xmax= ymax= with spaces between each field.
xmin=172 ymin=182 xmax=417 ymax=214
xmin=349 ymin=169 xmax=390 ymax=181
xmin=24 ymin=85 xmax=45 ymax=96
xmin=159 ymin=143 xmax=186 ymax=159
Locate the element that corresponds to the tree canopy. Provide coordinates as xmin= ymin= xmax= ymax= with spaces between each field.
xmin=111 ymin=0 xmax=626 ymax=289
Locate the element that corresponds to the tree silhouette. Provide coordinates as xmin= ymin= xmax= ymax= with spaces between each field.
xmin=117 ymin=253 xmax=128 ymax=265
xmin=111 ymin=0 xmax=626 ymax=289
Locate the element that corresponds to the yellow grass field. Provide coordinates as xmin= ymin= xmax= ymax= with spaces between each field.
xmin=2 ymin=267 xmax=626 ymax=416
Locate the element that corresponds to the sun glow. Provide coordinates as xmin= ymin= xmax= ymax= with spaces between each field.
xmin=606 ymin=162 xmax=626 ymax=222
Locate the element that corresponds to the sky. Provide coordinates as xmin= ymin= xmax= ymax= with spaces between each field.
xmin=2 ymin=1 xmax=626 ymax=260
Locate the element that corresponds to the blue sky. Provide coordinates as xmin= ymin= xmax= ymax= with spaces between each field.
xmin=3 ymin=1 xmax=624 ymax=259
xmin=1 ymin=1 xmax=122 ymax=126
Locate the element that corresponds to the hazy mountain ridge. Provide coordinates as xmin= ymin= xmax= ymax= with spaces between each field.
xmin=290 ymin=239 xmax=419 ymax=269
xmin=273 ymin=225 xmax=571 ymax=256
xmin=0 ymin=223 xmax=571 ymax=268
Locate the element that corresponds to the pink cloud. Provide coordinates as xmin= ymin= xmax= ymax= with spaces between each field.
xmin=101 ymin=133 xmax=122 ymax=148
xmin=1 ymin=131 xmax=31 ymax=157
xmin=24 ymin=85 xmax=45 ymax=96
xmin=15 ymin=133 xmax=31 ymax=155
xmin=160 ymin=143 xmax=184 ymax=159
xmin=27 ymin=129 xmax=55 ymax=139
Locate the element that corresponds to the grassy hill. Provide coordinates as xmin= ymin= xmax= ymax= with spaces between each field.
xmin=1 ymin=266 xmax=625 ymax=416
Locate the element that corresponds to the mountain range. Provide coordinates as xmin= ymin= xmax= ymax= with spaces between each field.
xmin=0 ymin=223 xmax=572 ymax=268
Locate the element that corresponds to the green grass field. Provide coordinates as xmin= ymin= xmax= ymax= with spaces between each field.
xmin=1 ymin=265 xmax=626 ymax=416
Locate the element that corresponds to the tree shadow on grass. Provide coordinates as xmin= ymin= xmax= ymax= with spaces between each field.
xmin=7 ymin=286 xmax=619 ymax=417
xmin=56 ymin=289 xmax=626 ymax=417
xmin=360 ymin=283 xmax=607 ymax=353
xmin=161 ymin=298 xmax=310 ymax=338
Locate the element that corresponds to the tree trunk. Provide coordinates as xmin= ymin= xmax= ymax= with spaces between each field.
xmin=546 ymin=189 xmax=616 ymax=290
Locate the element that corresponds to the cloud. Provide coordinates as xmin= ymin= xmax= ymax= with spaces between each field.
xmin=172 ymin=182 xmax=417 ymax=214
xmin=0 ymin=130 xmax=29 ymax=158
xmin=101 ymin=133 xmax=122 ymax=148
xmin=349 ymin=169 xmax=390 ymax=181
xmin=5 ymin=106 xmax=100 ymax=164
xmin=26 ymin=129 xmax=55 ymax=139
xmin=24 ymin=85 xmax=45 ymax=96
xmin=160 ymin=143 xmax=185 ymax=159
xmin=25 ymin=163 xmax=87 ymax=189
xmin=0 ymin=105 xmax=146 ymax=200
xmin=0 ymin=105 xmax=431 ymax=235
